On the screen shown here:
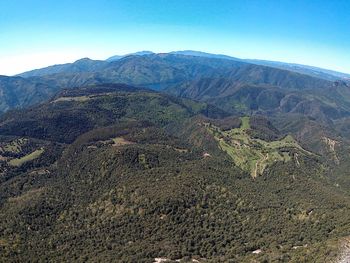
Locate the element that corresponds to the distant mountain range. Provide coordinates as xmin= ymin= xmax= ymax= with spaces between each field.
xmin=172 ymin=50 xmax=350 ymax=81
xmin=0 ymin=51 xmax=347 ymax=123
xmin=17 ymin=50 xmax=350 ymax=81
xmin=106 ymin=51 xmax=155 ymax=62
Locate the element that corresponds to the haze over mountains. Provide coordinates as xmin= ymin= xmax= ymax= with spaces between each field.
xmin=0 ymin=50 xmax=349 ymax=115
xmin=2 ymin=50 xmax=350 ymax=262
xmin=17 ymin=50 xmax=350 ymax=81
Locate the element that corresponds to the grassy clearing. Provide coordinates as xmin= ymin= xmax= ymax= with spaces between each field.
xmin=112 ymin=137 xmax=134 ymax=146
xmin=208 ymin=117 xmax=309 ymax=177
xmin=9 ymin=148 xmax=44 ymax=167
xmin=1 ymin=138 xmax=28 ymax=153
xmin=52 ymin=96 xmax=91 ymax=103
xmin=240 ymin=116 xmax=250 ymax=130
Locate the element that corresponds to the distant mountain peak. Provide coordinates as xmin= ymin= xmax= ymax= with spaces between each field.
xmin=170 ymin=50 xmax=240 ymax=61
xmin=73 ymin=57 xmax=96 ymax=65
xmin=74 ymin=57 xmax=92 ymax=63
xmin=106 ymin=51 xmax=154 ymax=62
xmin=131 ymin=51 xmax=154 ymax=56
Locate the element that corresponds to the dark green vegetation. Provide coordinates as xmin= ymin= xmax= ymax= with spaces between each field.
xmin=1 ymin=83 xmax=350 ymax=262
xmin=0 ymin=84 xmax=226 ymax=143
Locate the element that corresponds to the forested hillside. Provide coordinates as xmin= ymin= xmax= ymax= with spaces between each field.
xmin=1 ymin=84 xmax=350 ymax=262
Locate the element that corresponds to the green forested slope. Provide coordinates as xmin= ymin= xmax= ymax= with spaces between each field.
xmin=0 ymin=84 xmax=350 ymax=262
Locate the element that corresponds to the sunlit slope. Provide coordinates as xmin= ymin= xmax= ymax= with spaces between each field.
xmin=207 ymin=117 xmax=314 ymax=177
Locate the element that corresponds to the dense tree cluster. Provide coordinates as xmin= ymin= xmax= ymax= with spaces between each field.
xmin=0 ymin=86 xmax=350 ymax=262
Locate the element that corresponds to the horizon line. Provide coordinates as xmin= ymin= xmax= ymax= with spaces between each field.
xmin=3 ymin=50 xmax=350 ymax=77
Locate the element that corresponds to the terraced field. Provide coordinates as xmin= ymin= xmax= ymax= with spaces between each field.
xmin=208 ymin=117 xmax=311 ymax=177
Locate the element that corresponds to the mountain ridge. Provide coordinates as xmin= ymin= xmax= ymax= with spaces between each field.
xmin=2 ymin=52 xmax=346 ymax=120
xmin=16 ymin=50 xmax=350 ymax=81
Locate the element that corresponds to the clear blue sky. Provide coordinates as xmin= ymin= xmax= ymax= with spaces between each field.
xmin=0 ymin=0 xmax=349 ymax=75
